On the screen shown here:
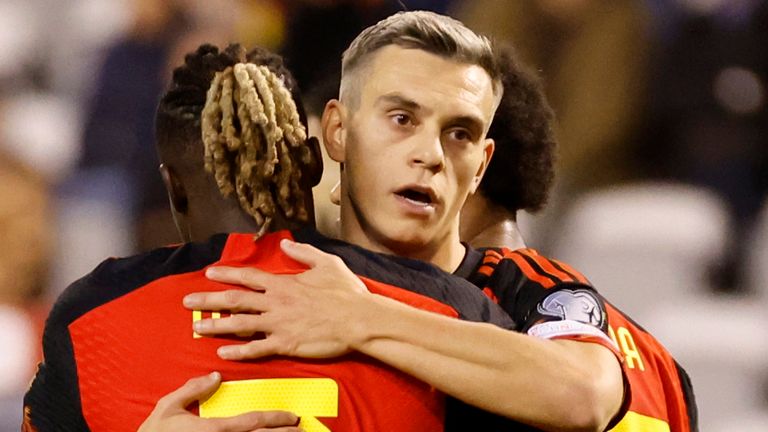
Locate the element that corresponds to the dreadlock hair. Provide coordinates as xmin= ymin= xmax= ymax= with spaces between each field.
xmin=482 ymin=44 xmax=557 ymax=213
xmin=156 ymin=43 xmax=314 ymax=232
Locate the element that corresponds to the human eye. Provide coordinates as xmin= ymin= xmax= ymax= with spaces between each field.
xmin=446 ymin=128 xmax=473 ymax=143
xmin=389 ymin=112 xmax=414 ymax=127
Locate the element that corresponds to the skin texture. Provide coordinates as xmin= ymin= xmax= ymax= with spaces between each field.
xmin=459 ymin=191 xmax=527 ymax=249
xmin=188 ymin=47 xmax=625 ymax=431
xmin=326 ymin=46 xmax=496 ymax=271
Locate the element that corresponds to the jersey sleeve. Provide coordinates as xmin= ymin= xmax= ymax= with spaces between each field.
xmin=480 ymin=248 xmax=619 ymax=354
xmin=23 ymin=275 xmax=96 ymax=432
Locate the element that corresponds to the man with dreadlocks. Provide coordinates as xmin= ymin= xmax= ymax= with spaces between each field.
xmin=22 ymin=42 xmax=515 ymax=432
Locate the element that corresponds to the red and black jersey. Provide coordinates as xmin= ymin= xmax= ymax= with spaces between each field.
xmin=24 ymin=228 xmax=515 ymax=432
xmin=602 ymin=302 xmax=698 ymax=432
xmin=461 ymin=246 xmax=698 ymax=432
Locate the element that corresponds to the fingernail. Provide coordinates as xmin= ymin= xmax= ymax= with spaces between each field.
xmin=217 ymin=346 xmax=235 ymax=359
xmin=183 ymin=294 xmax=201 ymax=308
xmin=280 ymin=238 xmax=295 ymax=249
xmin=194 ymin=320 xmax=210 ymax=332
xmin=209 ymin=371 xmax=221 ymax=381
xmin=205 ymin=267 xmax=221 ymax=278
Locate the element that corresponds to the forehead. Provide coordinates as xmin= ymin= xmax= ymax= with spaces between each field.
xmin=359 ymin=46 xmax=497 ymax=124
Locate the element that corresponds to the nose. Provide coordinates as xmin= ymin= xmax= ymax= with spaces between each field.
xmin=409 ymin=132 xmax=445 ymax=172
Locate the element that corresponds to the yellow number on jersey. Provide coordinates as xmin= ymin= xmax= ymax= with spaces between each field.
xmin=200 ymin=378 xmax=338 ymax=432
xmin=609 ymin=411 xmax=670 ymax=432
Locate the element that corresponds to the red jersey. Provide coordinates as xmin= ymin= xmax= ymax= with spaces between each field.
xmin=24 ymin=229 xmax=515 ymax=432
xmin=461 ymin=246 xmax=698 ymax=432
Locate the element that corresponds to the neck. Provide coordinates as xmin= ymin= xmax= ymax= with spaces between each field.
xmin=339 ymin=197 xmax=466 ymax=273
xmin=460 ymin=193 xmax=526 ymax=250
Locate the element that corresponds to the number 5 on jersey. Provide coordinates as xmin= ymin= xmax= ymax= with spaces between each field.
xmin=199 ymin=378 xmax=338 ymax=432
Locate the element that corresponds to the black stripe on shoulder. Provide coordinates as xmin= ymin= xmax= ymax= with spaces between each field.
xmin=25 ymin=325 xmax=90 ymax=432
xmin=548 ymin=259 xmax=581 ymax=282
xmin=52 ymin=234 xmax=228 ymax=328
xmin=24 ymin=235 xmax=228 ymax=432
xmin=676 ymin=360 xmax=699 ymax=432
xmin=510 ymin=250 xmax=569 ymax=285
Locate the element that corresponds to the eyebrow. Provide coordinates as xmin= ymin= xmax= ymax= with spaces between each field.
xmin=451 ymin=115 xmax=485 ymax=136
xmin=374 ymin=93 xmax=422 ymax=112
xmin=375 ymin=92 xmax=486 ymax=135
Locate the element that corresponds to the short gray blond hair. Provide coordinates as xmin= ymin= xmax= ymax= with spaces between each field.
xmin=340 ymin=11 xmax=502 ymax=105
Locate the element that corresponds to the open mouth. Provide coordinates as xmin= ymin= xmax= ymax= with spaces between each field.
xmin=395 ymin=187 xmax=436 ymax=207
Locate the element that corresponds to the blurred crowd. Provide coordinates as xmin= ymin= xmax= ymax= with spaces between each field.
xmin=0 ymin=0 xmax=766 ymax=430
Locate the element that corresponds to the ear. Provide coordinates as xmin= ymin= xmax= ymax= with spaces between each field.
xmin=330 ymin=180 xmax=341 ymax=206
xmin=159 ymin=163 xmax=189 ymax=216
xmin=304 ymin=136 xmax=324 ymax=188
xmin=321 ymin=99 xmax=346 ymax=163
xmin=470 ymin=138 xmax=495 ymax=194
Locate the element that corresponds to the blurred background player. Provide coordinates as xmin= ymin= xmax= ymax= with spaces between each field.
xmin=459 ymin=44 xmax=698 ymax=431
xmin=458 ymin=45 xmax=556 ymax=250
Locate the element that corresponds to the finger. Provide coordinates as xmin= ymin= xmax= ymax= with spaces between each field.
xmin=205 ymin=266 xmax=283 ymax=291
xmin=157 ymin=372 xmax=221 ymax=410
xmin=279 ymin=239 xmax=338 ymax=269
xmin=217 ymin=338 xmax=282 ymax=360
xmin=253 ymin=427 xmax=302 ymax=432
xmin=194 ymin=313 xmax=269 ymax=336
xmin=208 ymin=410 xmax=299 ymax=432
xmin=184 ymin=290 xmax=270 ymax=313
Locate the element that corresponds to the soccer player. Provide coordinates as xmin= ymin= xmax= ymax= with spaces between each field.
xmin=458 ymin=45 xmax=555 ymax=251
xmin=187 ymin=11 xmax=627 ymax=431
xmin=463 ymin=45 xmax=699 ymax=432
xmin=22 ymin=43 xmax=515 ymax=432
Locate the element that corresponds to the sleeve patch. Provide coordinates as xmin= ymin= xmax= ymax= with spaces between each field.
xmin=536 ymin=289 xmax=604 ymax=327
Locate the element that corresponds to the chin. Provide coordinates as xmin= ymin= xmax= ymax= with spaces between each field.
xmin=376 ymin=225 xmax=435 ymax=253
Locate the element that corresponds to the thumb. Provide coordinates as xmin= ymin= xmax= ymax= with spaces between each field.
xmin=161 ymin=372 xmax=222 ymax=409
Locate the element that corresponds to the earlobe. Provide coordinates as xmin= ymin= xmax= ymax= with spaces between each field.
xmin=159 ymin=163 xmax=188 ymax=215
xmin=321 ymin=99 xmax=346 ymax=163
xmin=471 ymin=138 xmax=495 ymax=194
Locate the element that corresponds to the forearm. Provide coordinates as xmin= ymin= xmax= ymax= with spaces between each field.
xmin=350 ymin=293 xmax=623 ymax=431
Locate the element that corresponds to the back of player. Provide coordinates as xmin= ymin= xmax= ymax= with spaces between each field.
xmin=24 ymin=229 xmax=515 ymax=432
xmin=464 ymin=246 xmax=699 ymax=432
xmin=22 ymin=42 xmax=514 ymax=432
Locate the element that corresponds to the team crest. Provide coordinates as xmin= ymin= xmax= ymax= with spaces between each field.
xmin=536 ymin=289 xmax=604 ymax=327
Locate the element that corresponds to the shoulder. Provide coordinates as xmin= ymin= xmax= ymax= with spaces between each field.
xmin=48 ymin=235 xmax=228 ymax=329
xmin=478 ymin=247 xmax=592 ymax=288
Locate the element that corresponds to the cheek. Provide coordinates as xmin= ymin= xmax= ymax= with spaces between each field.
xmin=446 ymin=153 xmax=482 ymax=190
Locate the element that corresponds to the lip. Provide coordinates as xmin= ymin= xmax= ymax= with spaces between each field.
xmin=392 ymin=184 xmax=440 ymax=216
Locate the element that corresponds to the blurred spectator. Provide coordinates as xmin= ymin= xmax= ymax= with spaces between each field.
xmin=279 ymin=0 xmax=405 ymax=93
xmin=454 ymin=0 xmax=651 ymax=193
xmin=0 ymin=103 xmax=51 ymax=429
xmin=76 ymin=0 xmax=189 ymax=251
xmin=74 ymin=0 xmax=262 ymax=251
xmin=0 ymin=150 xmax=50 ymax=308
xmin=637 ymin=0 xmax=768 ymax=292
